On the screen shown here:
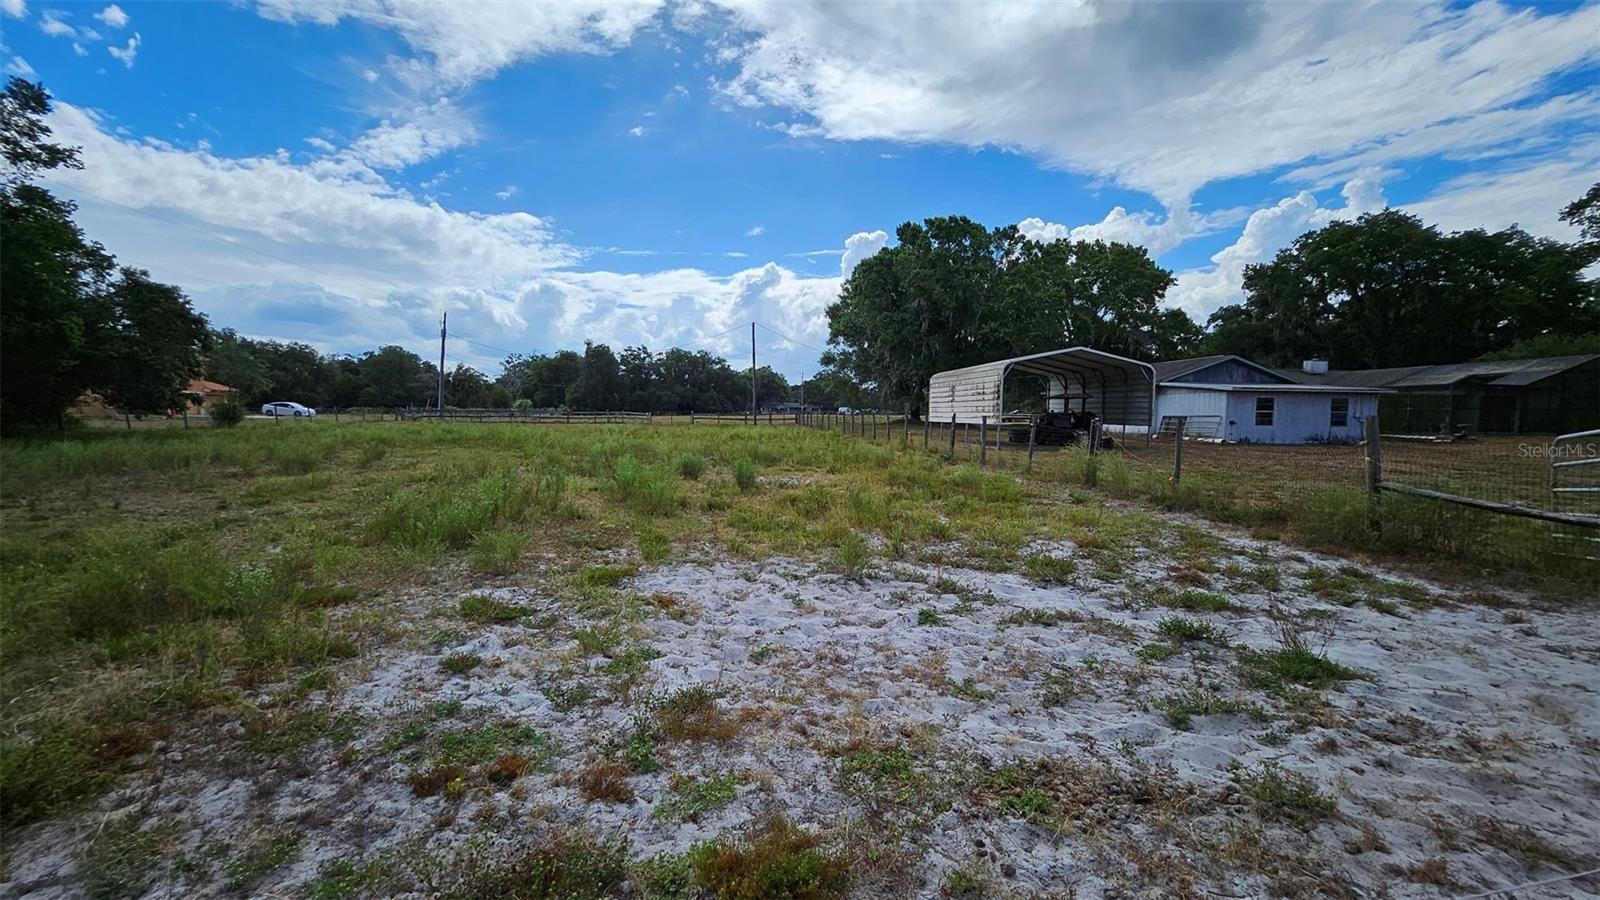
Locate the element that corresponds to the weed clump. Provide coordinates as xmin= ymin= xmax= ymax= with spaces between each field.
xmin=1232 ymin=761 xmax=1336 ymax=824
xmin=409 ymin=762 xmax=469 ymax=798
xmin=608 ymin=456 xmax=682 ymax=516
xmin=458 ymin=594 xmax=528 ymax=623
xmin=1156 ymin=616 xmax=1228 ymax=645
xmin=653 ymin=687 xmax=744 ymax=743
xmin=674 ymin=452 xmax=706 ymax=481
xmin=1022 ymin=554 xmax=1076 ymax=584
xmin=653 ymin=769 xmax=745 ymax=823
xmin=732 ymin=457 xmax=758 ymax=492
xmin=578 ymin=760 xmax=636 ymax=803
xmin=1154 ymin=688 xmax=1265 ymax=730
xmin=690 ymin=815 xmax=847 ymax=900
xmin=440 ymin=651 xmax=483 ymax=675
xmin=454 ymin=831 xmax=628 ymax=899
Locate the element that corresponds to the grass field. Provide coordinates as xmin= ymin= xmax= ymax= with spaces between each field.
xmin=2 ymin=420 xmax=1596 ymax=897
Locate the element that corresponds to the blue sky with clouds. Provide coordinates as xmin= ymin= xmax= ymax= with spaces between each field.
xmin=3 ymin=0 xmax=1596 ymax=379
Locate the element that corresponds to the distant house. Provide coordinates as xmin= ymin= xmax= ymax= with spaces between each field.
xmin=180 ymin=379 xmax=236 ymax=414
xmin=1153 ymin=355 xmax=1386 ymax=444
xmin=1279 ymin=355 xmax=1599 ymax=435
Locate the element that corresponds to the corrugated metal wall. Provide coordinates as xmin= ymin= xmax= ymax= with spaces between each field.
xmin=928 ymin=362 xmax=1004 ymax=424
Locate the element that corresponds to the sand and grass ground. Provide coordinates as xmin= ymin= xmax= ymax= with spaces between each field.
xmin=1 ymin=420 xmax=1596 ymax=898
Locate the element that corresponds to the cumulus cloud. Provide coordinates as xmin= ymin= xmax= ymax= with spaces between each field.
xmin=839 ymin=229 xmax=887 ymax=278
xmin=39 ymin=11 xmax=76 ymax=37
xmin=495 ymin=185 xmax=519 ymax=200
xmin=1 ymin=0 xmax=26 ymax=18
xmin=255 ymin=0 xmax=663 ymax=89
xmin=107 ymin=32 xmax=139 ymax=67
xmin=41 ymin=102 xmax=865 ymax=378
xmin=344 ymin=102 xmax=477 ymax=169
xmin=1166 ymin=177 xmax=1388 ymax=321
xmin=94 ymin=4 xmax=128 ymax=28
xmin=1018 ymin=203 xmax=1248 ymax=256
xmin=745 ymin=225 xmax=765 ymax=237
xmin=707 ymin=1 xmax=1600 ymax=202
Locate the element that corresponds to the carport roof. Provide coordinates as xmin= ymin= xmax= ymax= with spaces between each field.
xmin=931 ymin=347 xmax=1156 ymax=383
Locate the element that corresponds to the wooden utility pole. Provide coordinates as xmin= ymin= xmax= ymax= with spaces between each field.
xmin=436 ymin=311 xmax=448 ymax=415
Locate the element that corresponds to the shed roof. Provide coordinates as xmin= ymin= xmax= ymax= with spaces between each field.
xmin=1280 ymin=355 xmax=1598 ymax=389
xmin=928 ymin=347 xmax=1155 ymax=427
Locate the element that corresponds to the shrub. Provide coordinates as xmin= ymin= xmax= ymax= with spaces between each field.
xmin=1156 ymin=616 xmax=1228 ymax=645
xmin=210 ymin=397 xmax=245 ymax=428
xmin=674 ymin=452 xmax=706 ymax=481
xmin=578 ymin=760 xmax=635 ymax=803
xmin=732 ymin=457 xmax=757 ymax=492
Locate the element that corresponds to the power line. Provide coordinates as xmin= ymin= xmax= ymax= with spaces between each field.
xmin=755 ymin=321 xmax=827 ymax=354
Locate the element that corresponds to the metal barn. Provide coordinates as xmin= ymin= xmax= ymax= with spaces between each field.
xmin=926 ymin=348 xmax=1155 ymax=433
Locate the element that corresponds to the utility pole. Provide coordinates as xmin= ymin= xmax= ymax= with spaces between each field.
xmin=437 ymin=311 xmax=447 ymax=414
xmin=750 ymin=321 xmax=757 ymax=420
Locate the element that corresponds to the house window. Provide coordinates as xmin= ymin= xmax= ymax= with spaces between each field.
xmin=1330 ymin=397 xmax=1349 ymax=428
xmin=1254 ymin=396 xmax=1275 ymax=427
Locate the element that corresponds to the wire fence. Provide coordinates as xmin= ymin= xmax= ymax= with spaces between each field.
xmin=797 ymin=410 xmax=1599 ymax=584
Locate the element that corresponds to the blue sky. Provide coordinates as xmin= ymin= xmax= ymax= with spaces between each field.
xmin=4 ymin=1 xmax=1597 ymax=380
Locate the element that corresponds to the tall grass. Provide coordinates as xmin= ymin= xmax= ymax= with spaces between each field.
xmin=607 ymin=456 xmax=682 ymax=516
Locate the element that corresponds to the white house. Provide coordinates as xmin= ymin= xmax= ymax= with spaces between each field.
xmin=1152 ymin=356 xmax=1387 ymax=443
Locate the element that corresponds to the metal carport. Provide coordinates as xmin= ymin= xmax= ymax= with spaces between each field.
xmin=926 ymin=347 xmax=1156 ymax=434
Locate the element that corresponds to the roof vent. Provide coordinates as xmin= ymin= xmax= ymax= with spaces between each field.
xmin=1302 ymin=359 xmax=1329 ymax=375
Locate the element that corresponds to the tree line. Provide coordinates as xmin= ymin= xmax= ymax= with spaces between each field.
xmin=204 ymin=333 xmax=872 ymax=413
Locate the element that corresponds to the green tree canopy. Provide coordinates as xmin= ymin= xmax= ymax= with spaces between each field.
xmin=825 ymin=216 xmax=1195 ymax=417
xmin=1206 ymin=207 xmax=1599 ymax=367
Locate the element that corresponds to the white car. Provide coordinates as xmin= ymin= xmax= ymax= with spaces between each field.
xmin=837 ymin=406 xmax=855 ymax=415
xmin=261 ymin=401 xmax=317 ymax=418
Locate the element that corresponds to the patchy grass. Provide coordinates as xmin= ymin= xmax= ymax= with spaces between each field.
xmin=1231 ymin=762 xmax=1337 ymax=825
xmin=652 ymin=686 xmax=744 ymax=743
xmin=1154 ymin=688 xmax=1266 ymax=731
xmin=690 ymin=815 xmax=847 ymax=900
xmin=439 ymin=651 xmax=483 ymax=676
xmin=652 ymin=769 xmax=745 ymax=823
xmin=1156 ymin=616 xmax=1229 ymax=645
xmin=1150 ymin=587 xmax=1235 ymax=613
xmin=458 ymin=594 xmax=528 ymax=623
xmin=222 ymin=829 xmax=302 ymax=892
xmin=1021 ymin=554 xmax=1076 ymax=584
xmin=450 ymin=830 xmax=629 ymax=899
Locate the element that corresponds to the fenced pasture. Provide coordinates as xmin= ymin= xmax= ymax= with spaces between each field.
xmin=3 ymin=418 xmax=1598 ymax=898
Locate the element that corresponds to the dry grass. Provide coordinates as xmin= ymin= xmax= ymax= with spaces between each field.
xmin=576 ymin=761 xmax=635 ymax=803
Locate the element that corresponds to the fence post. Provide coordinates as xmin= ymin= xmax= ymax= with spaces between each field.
xmin=1364 ymin=415 xmax=1382 ymax=528
xmin=923 ymin=414 xmax=930 ymax=450
xmin=1171 ymin=423 xmax=1183 ymax=485
xmin=980 ymin=416 xmax=988 ymax=466
xmin=1027 ymin=422 xmax=1037 ymax=470
xmin=948 ymin=413 xmax=957 ymax=455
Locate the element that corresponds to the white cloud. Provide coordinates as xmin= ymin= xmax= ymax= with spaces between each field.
xmin=40 ymin=101 xmax=861 ymax=379
xmin=94 ymin=4 xmax=128 ymax=28
xmin=39 ymin=11 xmax=76 ymax=38
xmin=723 ymin=251 xmax=748 ymax=258
xmin=255 ymin=0 xmax=663 ymax=90
xmin=107 ymin=32 xmax=139 ymax=67
xmin=1018 ymin=203 xmax=1249 ymax=256
xmin=708 ymin=1 xmax=1600 ymax=203
xmin=839 ymin=229 xmax=887 ymax=278
xmin=71 ymin=42 xmax=88 ymax=56
xmin=495 ymin=184 xmax=519 ymax=200
xmin=4 ymin=56 xmax=36 ymax=77
xmin=344 ymin=102 xmax=477 ymax=169
xmin=745 ymin=225 xmax=765 ymax=237
xmin=1403 ymin=148 xmax=1600 ymax=241
xmin=361 ymin=67 xmax=380 ymax=83
xmin=628 ymin=125 xmax=646 ymax=138
xmin=1166 ymin=176 xmax=1387 ymax=321
xmin=1 ymin=0 xmax=26 ymax=18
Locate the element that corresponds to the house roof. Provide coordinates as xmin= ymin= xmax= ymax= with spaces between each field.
xmin=1151 ymin=354 xmax=1294 ymax=384
xmin=1159 ymin=382 xmax=1390 ymax=394
xmin=1280 ymin=355 xmax=1598 ymax=389
xmin=185 ymin=378 xmax=234 ymax=394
